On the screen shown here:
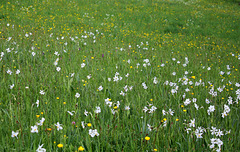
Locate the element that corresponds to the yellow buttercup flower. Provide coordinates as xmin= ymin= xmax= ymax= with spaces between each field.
xmin=57 ymin=144 xmax=63 ymax=148
xmin=78 ymin=146 xmax=84 ymax=151
xmin=145 ymin=136 xmax=150 ymax=141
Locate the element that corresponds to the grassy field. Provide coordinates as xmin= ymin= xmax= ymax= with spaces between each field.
xmin=0 ymin=0 xmax=240 ymax=151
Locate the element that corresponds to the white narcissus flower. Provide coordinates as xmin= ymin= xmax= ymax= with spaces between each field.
xmin=54 ymin=51 xmax=59 ymax=56
xmin=153 ymin=77 xmax=158 ymax=84
xmin=162 ymin=110 xmax=166 ymax=116
xmin=89 ymin=129 xmax=99 ymax=137
xmin=75 ymin=93 xmax=80 ymax=98
xmin=36 ymin=144 xmax=46 ymax=152
xmin=81 ymin=63 xmax=85 ymax=68
xmin=125 ymin=106 xmax=130 ymax=110
xmin=87 ymin=74 xmax=92 ymax=79
xmin=11 ymin=131 xmax=19 ymax=138
xmin=169 ymin=109 xmax=174 ymax=116
xmin=215 ymin=129 xmax=224 ymax=137
xmin=120 ymin=91 xmax=125 ymax=96
xmin=16 ymin=69 xmax=20 ymax=74
xmin=143 ymin=106 xmax=148 ymax=113
xmin=9 ymin=84 xmax=14 ymax=89
xmin=111 ymin=109 xmax=116 ymax=115
xmin=95 ymin=106 xmax=101 ymax=114
xmin=189 ymin=119 xmax=195 ymax=127
xmin=147 ymin=124 xmax=152 ymax=131
xmin=210 ymin=126 xmax=217 ymax=135
xmin=81 ymin=121 xmax=85 ymax=128
xmin=31 ymin=125 xmax=38 ymax=133
xmin=186 ymin=128 xmax=191 ymax=134
xmin=142 ymin=82 xmax=148 ymax=89
xmin=98 ymin=86 xmax=103 ymax=91
xmin=7 ymin=69 xmax=12 ymax=75
xmin=207 ymin=105 xmax=215 ymax=115
xmin=113 ymin=76 xmax=119 ymax=82
xmin=56 ymin=67 xmax=61 ymax=72
xmin=37 ymin=118 xmax=45 ymax=126
xmin=6 ymin=48 xmax=11 ymax=52
xmin=36 ymin=100 xmax=39 ymax=107
xmin=39 ymin=90 xmax=45 ymax=95
xmin=195 ymin=132 xmax=203 ymax=138
xmin=149 ymin=106 xmax=157 ymax=113
xmin=84 ymin=110 xmax=89 ymax=116
xmin=67 ymin=111 xmax=75 ymax=116
xmin=55 ymin=122 xmax=63 ymax=131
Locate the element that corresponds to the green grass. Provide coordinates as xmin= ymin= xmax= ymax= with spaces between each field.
xmin=0 ymin=0 xmax=240 ymax=151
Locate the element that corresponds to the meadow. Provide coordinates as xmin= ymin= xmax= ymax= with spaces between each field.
xmin=0 ymin=0 xmax=240 ymax=151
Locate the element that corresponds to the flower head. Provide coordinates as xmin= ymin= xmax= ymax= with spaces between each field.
xmin=78 ymin=146 xmax=84 ymax=151
xmin=89 ymin=129 xmax=99 ymax=137
xmin=95 ymin=106 xmax=101 ymax=114
xmin=145 ymin=136 xmax=150 ymax=141
xmin=55 ymin=122 xmax=63 ymax=131
xmin=11 ymin=131 xmax=19 ymax=138
xmin=57 ymin=144 xmax=63 ymax=148
xmin=36 ymin=144 xmax=46 ymax=152
xmin=31 ymin=125 xmax=38 ymax=133
xmin=39 ymin=90 xmax=45 ymax=95
xmin=75 ymin=93 xmax=80 ymax=98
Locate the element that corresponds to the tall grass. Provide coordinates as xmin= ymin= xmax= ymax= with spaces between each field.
xmin=0 ymin=0 xmax=239 ymax=151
